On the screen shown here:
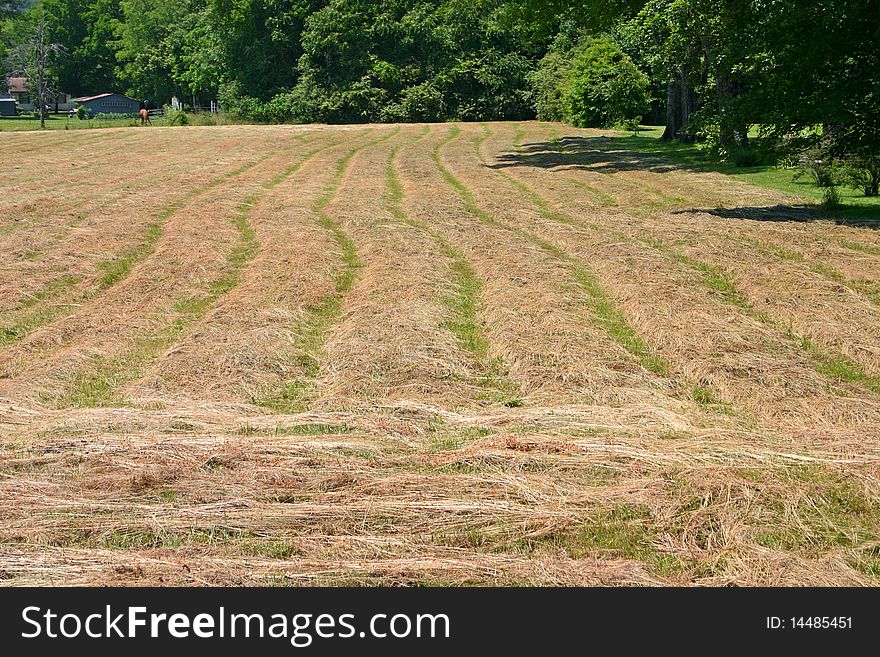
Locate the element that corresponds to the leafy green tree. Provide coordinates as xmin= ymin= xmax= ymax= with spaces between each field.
xmin=115 ymin=0 xmax=221 ymax=104
xmin=1 ymin=1 xmax=32 ymax=76
xmin=532 ymin=33 xmax=649 ymax=128
xmin=564 ymin=37 xmax=649 ymax=127
xmin=42 ymin=0 xmax=121 ymax=96
xmin=745 ymin=0 xmax=880 ymax=187
xmin=210 ymin=0 xmax=313 ymax=98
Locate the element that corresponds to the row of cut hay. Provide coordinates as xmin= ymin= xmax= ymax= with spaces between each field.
xmin=491 ymin=124 xmax=880 ymax=381
xmin=0 ymin=402 xmax=677 ymax=586
xmin=309 ymin=126 xmax=487 ymax=411
xmin=476 ymin=122 xmax=880 ymax=439
xmin=0 ymin=131 xmax=286 ymax=315
xmin=0 ymin=128 xmax=154 ymax=190
xmin=402 ymin=124 xmax=690 ymax=424
xmin=634 ymin=218 xmax=880 ymax=378
xmin=0 ymin=129 xmax=223 ymax=227
xmin=124 ymin=127 xmax=382 ymax=406
xmin=0 ymin=130 xmax=337 ymax=406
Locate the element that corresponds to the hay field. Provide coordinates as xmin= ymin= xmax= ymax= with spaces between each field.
xmin=2 ymin=121 xmax=880 ymax=586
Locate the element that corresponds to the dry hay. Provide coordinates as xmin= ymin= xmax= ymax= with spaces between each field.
xmin=1 ymin=121 xmax=880 ymax=587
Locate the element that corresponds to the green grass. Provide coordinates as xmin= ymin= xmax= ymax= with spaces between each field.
xmin=56 ymin=526 xmax=299 ymax=559
xmin=800 ymin=336 xmax=880 ymax=394
xmin=509 ymin=505 xmax=685 ymax=577
xmin=837 ymin=238 xmax=880 ymax=255
xmin=690 ymin=384 xmax=736 ymax=415
xmin=234 ymin=423 xmax=353 ymax=436
xmin=0 ymin=275 xmax=81 ymax=344
xmin=97 ymin=223 xmax=162 ymax=289
xmin=750 ymin=465 xmax=880 ymax=554
xmin=440 ymin=257 xmax=488 ymax=354
xmin=426 ymin=424 xmax=496 ymax=452
xmin=563 ymin=177 xmax=618 ymax=206
xmin=610 ymin=126 xmax=880 ymax=223
xmin=0 ymin=115 xmax=139 ymax=131
xmin=808 ymin=261 xmax=880 ymax=307
xmin=640 ymin=236 xmax=752 ymax=309
xmin=159 ymin=490 xmax=177 ymax=503
xmin=644 ymin=232 xmax=880 ymax=396
xmin=0 ymin=113 xmax=243 ymax=132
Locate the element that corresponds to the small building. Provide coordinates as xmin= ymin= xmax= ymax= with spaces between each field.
xmin=6 ymin=77 xmax=72 ymax=112
xmin=74 ymin=93 xmax=141 ymax=115
xmin=0 ymin=98 xmax=16 ymax=116
xmin=6 ymin=77 xmax=28 ymax=106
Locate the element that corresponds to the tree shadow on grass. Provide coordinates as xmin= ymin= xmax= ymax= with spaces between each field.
xmin=490 ymin=136 xmax=683 ymax=174
xmin=676 ymin=205 xmax=880 ymax=229
xmin=492 ymin=135 xmax=880 ymax=228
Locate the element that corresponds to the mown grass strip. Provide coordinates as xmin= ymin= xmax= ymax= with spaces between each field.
xmin=0 ymin=147 xmax=304 ymax=352
xmin=563 ymin=177 xmax=619 ymax=207
xmin=54 ymin=136 xmax=332 ymax=408
xmin=837 ymin=238 xmax=880 ymax=256
xmin=644 ymin=237 xmax=880 ymax=395
xmin=438 ymin=125 xmax=670 ymax=377
xmin=255 ymin=128 xmax=401 ymax=413
xmin=54 ymin=199 xmax=261 ymax=408
xmin=0 ymin=275 xmax=81 ymax=344
xmin=469 ymin=125 xmax=750 ymax=413
xmin=500 ymin=127 xmax=880 ymax=398
xmin=735 ymin=235 xmax=880 ymax=310
xmin=234 ymin=423 xmax=353 ymax=436
xmin=386 ymin=130 xmax=522 ymax=407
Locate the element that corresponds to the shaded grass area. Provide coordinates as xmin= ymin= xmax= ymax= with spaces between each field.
xmin=611 ymin=126 xmax=880 ymax=223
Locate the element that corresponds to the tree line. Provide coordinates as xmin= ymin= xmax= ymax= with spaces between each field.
xmin=2 ymin=0 xmax=877 ymax=193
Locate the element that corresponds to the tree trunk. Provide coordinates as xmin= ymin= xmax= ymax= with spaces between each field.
xmin=38 ymin=75 xmax=45 ymax=130
xmin=715 ymin=75 xmax=748 ymax=147
xmin=680 ymin=78 xmax=696 ymax=141
xmin=661 ymin=79 xmax=681 ymax=140
xmin=663 ymin=71 xmax=697 ymax=142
